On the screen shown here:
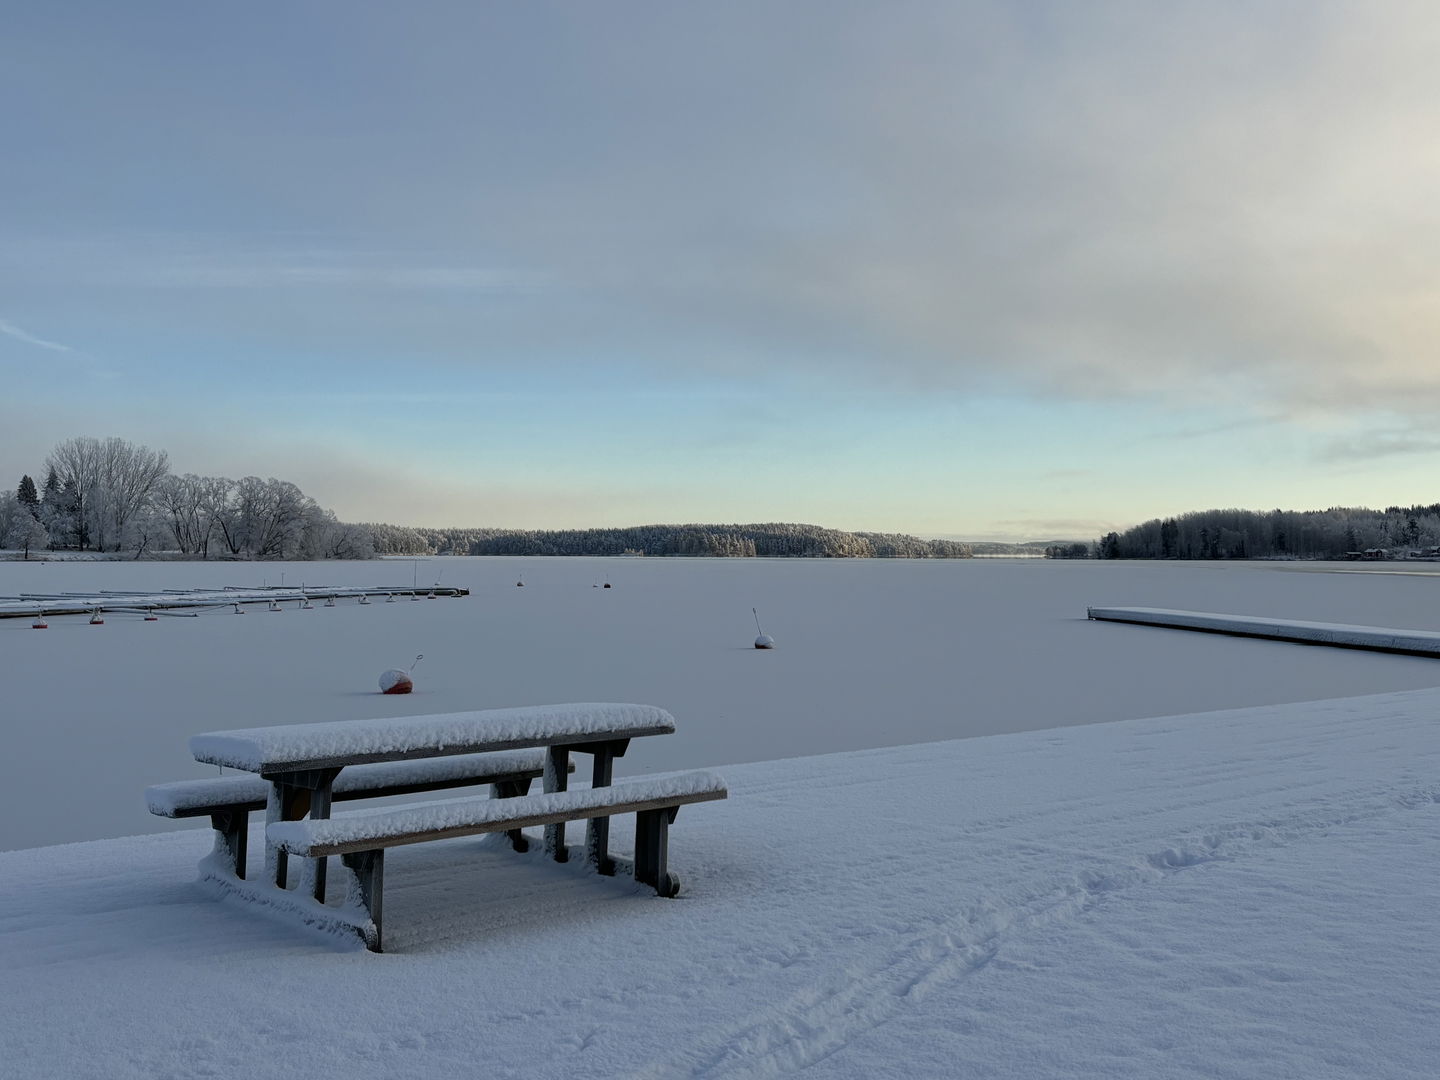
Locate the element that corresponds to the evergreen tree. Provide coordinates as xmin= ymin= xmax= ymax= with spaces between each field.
xmin=16 ymin=475 xmax=39 ymax=518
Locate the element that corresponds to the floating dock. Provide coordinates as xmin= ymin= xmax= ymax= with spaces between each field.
xmin=1086 ymin=606 xmax=1440 ymax=659
xmin=0 ymin=585 xmax=468 ymax=620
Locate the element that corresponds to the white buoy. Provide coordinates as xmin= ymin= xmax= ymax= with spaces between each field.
xmin=379 ymin=654 xmax=423 ymax=695
xmin=301 ymin=597 xmax=313 ymax=610
xmin=32 ymin=614 xmax=48 ymax=630
xmin=753 ymin=608 xmax=774 ymax=649
xmin=325 ymin=596 xmax=336 ymax=607
xmin=410 ymin=592 xmax=420 ymax=601
xmin=386 ymin=593 xmax=396 ymax=603
xmin=426 ymin=590 xmax=436 ymax=599
xmin=233 ymin=603 xmax=245 ymax=615
xmin=90 ymin=609 xmax=104 ymax=625
xmin=359 ymin=594 xmax=371 ymax=605
xmin=268 ymin=600 xmax=282 ymax=612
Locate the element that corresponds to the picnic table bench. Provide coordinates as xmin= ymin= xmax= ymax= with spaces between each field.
xmin=148 ymin=703 xmax=726 ymax=951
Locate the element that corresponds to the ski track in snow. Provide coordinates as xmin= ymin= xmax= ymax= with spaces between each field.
xmin=635 ymin=782 xmax=1440 ymax=1077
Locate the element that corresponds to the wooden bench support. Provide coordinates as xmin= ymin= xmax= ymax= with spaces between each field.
xmin=634 ymin=806 xmax=680 ymax=898
xmin=268 ymin=773 xmax=725 ymax=951
xmin=341 ymin=850 xmax=385 ymax=953
xmin=209 ymin=809 xmax=249 ymax=880
xmin=490 ymin=777 xmax=533 ymax=852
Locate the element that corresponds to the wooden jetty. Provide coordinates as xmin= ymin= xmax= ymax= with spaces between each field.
xmin=0 ymin=585 xmax=468 ymax=620
xmin=1087 ymin=606 xmax=1440 ymax=659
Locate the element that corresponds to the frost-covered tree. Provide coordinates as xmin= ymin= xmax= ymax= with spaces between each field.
xmin=0 ymin=495 xmax=48 ymax=558
xmin=43 ymin=436 xmax=169 ymax=551
xmin=44 ymin=436 xmax=101 ymax=548
xmin=153 ymin=473 xmax=215 ymax=556
xmin=95 ymin=437 xmax=169 ymax=551
xmin=300 ymin=508 xmax=375 ymax=560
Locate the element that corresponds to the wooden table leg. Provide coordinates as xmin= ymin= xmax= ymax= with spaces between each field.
xmin=265 ymin=768 xmax=340 ymax=893
xmin=302 ymin=783 xmax=333 ymax=902
xmin=586 ymin=746 xmax=615 ymax=874
xmin=543 ymin=746 xmax=569 ymax=861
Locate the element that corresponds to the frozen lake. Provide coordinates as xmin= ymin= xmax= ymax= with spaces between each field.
xmin=5 ymin=556 xmax=1440 ymax=850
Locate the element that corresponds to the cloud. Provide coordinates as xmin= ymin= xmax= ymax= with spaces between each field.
xmin=1318 ymin=431 xmax=1440 ymax=463
xmin=0 ymin=316 xmax=71 ymax=353
xmin=6 ymin=2 xmax=1440 ymax=423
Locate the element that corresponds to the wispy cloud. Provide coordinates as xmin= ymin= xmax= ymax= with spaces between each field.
xmin=0 ymin=316 xmax=71 ymax=353
xmin=1318 ymin=432 xmax=1440 ymax=463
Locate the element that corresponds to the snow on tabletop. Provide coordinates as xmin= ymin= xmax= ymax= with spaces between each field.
xmin=189 ymin=703 xmax=676 ymax=771
xmin=1088 ymin=606 xmax=1440 ymax=651
xmin=6 ymin=689 xmax=1440 ymax=1079
xmin=268 ymin=771 xmax=727 ymax=853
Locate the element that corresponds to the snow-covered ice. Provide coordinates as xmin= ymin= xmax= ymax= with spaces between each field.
xmin=8 ymin=557 xmax=1440 ymax=850
xmin=3 ymin=688 xmax=1439 ymax=1078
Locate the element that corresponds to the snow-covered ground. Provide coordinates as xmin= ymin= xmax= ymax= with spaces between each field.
xmin=5 ymin=557 xmax=1440 ymax=850
xmin=5 ymin=559 xmax=1440 ymax=1076
xmin=3 ymin=688 xmax=1438 ymax=1079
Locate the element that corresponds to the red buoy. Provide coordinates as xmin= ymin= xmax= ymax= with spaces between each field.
xmin=379 ymin=669 xmax=413 ymax=695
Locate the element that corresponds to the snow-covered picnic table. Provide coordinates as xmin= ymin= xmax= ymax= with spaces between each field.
xmin=171 ymin=704 xmax=725 ymax=949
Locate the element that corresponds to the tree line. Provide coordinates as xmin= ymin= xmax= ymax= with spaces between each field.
xmin=359 ymin=522 xmax=974 ymax=559
xmin=1073 ymin=505 xmax=1440 ymax=561
xmin=3 ymin=436 xmax=372 ymax=560
xmin=6 ymin=437 xmax=978 ymax=561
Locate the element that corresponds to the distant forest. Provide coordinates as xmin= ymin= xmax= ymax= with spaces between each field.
xmin=1077 ymin=505 xmax=1440 ymax=561
xmin=361 ymin=522 xmax=974 ymax=559
xmin=4 ymin=437 xmax=976 ymax=561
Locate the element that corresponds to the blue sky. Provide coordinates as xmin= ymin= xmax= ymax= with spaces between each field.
xmin=4 ymin=2 xmax=1440 ymax=540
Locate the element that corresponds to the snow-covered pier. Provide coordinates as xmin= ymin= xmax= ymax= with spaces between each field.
xmin=1087 ymin=605 xmax=1440 ymax=658
xmin=0 ymin=584 xmax=468 ymax=619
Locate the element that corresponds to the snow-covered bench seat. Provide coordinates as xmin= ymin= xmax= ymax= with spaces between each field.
xmin=146 ymin=750 xmax=572 ymax=879
xmin=269 ymin=771 xmax=729 ymax=951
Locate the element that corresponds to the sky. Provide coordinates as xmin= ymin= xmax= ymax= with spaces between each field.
xmin=3 ymin=1 xmax=1440 ymax=542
